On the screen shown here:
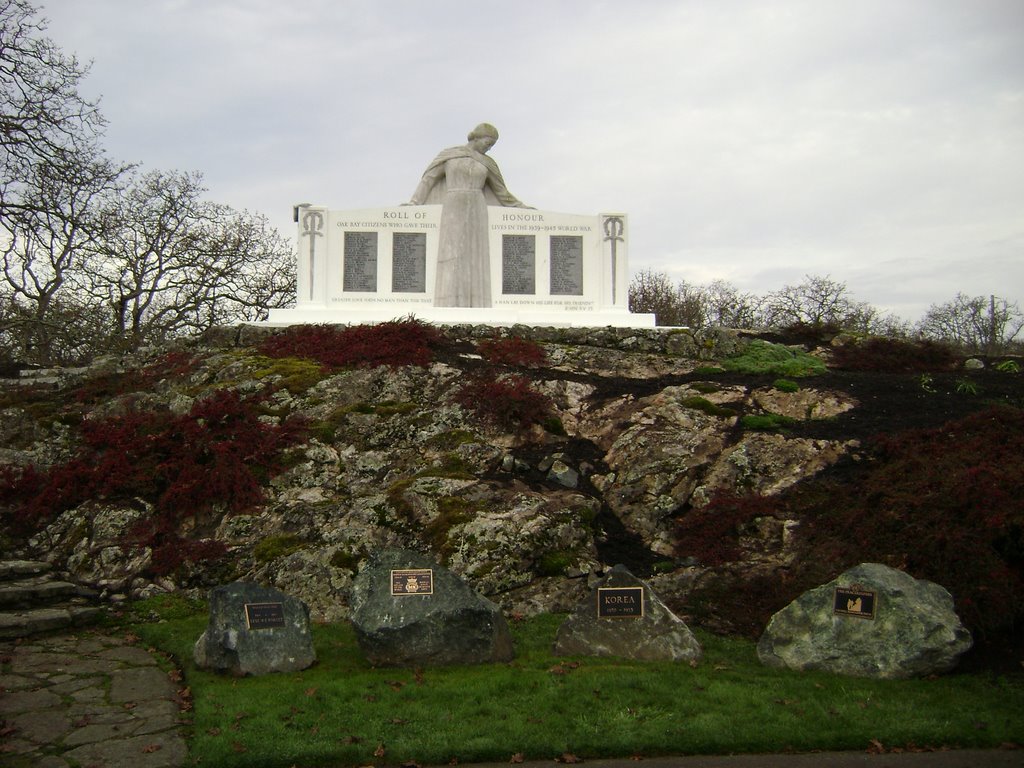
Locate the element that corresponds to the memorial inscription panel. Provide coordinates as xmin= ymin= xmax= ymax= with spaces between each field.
xmin=392 ymin=232 xmax=427 ymax=293
xmin=391 ymin=568 xmax=434 ymax=596
xmin=243 ymin=602 xmax=287 ymax=630
xmin=343 ymin=231 xmax=378 ymax=292
xmin=597 ymin=586 xmax=645 ymax=618
xmin=550 ymin=235 xmax=584 ymax=296
xmin=502 ymin=235 xmax=536 ymax=295
xmin=833 ymin=587 xmax=876 ymax=620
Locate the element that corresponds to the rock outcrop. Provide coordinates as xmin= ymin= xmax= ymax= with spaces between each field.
xmin=1 ymin=325 xmax=863 ymax=623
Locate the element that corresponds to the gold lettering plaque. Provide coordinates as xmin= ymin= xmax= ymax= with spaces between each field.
xmin=391 ymin=568 xmax=434 ymax=596
xmin=244 ymin=602 xmax=286 ymax=630
xmin=597 ymin=586 xmax=644 ymax=618
xmin=833 ymin=587 xmax=876 ymax=620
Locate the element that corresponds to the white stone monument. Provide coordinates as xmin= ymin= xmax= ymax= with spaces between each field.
xmin=267 ymin=123 xmax=654 ymax=328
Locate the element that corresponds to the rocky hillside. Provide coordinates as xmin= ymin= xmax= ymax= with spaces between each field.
xmin=2 ymin=321 xmax=1021 ymax=655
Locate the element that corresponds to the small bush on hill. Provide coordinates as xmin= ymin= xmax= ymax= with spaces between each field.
xmin=477 ymin=335 xmax=548 ymax=368
xmin=681 ymin=396 xmax=736 ymax=419
xmin=676 ymin=492 xmax=783 ymax=567
xmin=453 ymin=372 xmax=553 ymax=431
xmin=829 ymin=337 xmax=958 ymax=372
xmin=258 ymin=317 xmax=444 ymax=369
xmin=740 ymin=413 xmax=798 ymax=431
xmin=721 ymin=340 xmax=826 ymax=377
xmin=73 ymin=351 xmax=199 ymax=404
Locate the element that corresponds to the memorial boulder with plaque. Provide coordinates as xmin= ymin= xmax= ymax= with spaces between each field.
xmin=553 ymin=565 xmax=702 ymax=663
xmin=349 ymin=549 xmax=515 ymax=667
xmin=193 ymin=581 xmax=316 ymax=676
xmin=757 ymin=562 xmax=973 ymax=679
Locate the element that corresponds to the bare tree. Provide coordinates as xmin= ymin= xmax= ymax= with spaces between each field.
xmin=83 ymin=169 xmax=295 ymax=350
xmin=0 ymin=145 xmax=125 ymax=363
xmin=628 ymin=269 xmax=705 ymax=327
xmin=1 ymin=0 xmax=106 ymax=218
xmin=762 ymin=274 xmax=880 ymax=332
xmin=697 ymin=279 xmax=763 ymax=329
xmin=918 ymin=293 xmax=1023 ymax=355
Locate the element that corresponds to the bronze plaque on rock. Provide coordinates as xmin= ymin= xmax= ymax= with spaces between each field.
xmin=833 ymin=587 xmax=876 ymax=620
xmin=597 ymin=586 xmax=644 ymax=618
xmin=244 ymin=602 xmax=286 ymax=630
xmin=391 ymin=568 xmax=434 ymax=596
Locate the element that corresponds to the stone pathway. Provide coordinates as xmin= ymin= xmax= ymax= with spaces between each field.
xmin=0 ymin=629 xmax=188 ymax=768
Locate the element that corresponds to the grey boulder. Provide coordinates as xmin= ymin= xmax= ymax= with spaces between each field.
xmin=349 ymin=548 xmax=514 ymax=667
xmin=193 ymin=581 xmax=316 ymax=675
xmin=554 ymin=564 xmax=702 ymax=663
xmin=757 ymin=562 xmax=972 ymax=679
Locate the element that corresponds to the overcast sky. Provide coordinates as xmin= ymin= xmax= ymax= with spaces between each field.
xmin=40 ymin=0 xmax=1024 ymax=323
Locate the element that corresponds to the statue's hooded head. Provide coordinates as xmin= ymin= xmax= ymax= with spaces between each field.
xmin=467 ymin=123 xmax=499 ymax=142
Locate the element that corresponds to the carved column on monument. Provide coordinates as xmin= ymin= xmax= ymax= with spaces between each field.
xmin=295 ymin=204 xmax=328 ymax=306
xmin=601 ymin=213 xmax=628 ymax=309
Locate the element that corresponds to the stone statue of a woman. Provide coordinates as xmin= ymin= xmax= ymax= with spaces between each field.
xmin=408 ymin=123 xmax=530 ymax=307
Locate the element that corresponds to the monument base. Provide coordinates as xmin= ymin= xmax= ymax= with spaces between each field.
xmin=265 ymin=306 xmax=656 ymax=329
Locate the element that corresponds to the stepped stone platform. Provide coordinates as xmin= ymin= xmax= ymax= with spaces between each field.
xmin=0 ymin=559 xmax=104 ymax=639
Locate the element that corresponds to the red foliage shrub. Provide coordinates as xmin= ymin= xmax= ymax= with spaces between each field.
xmin=1 ymin=389 xmax=307 ymax=540
xmin=829 ymin=336 xmax=958 ymax=372
xmin=452 ymin=372 xmax=553 ymax=431
xmin=258 ymin=318 xmax=444 ymax=369
xmin=73 ymin=351 xmax=199 ymax=404
xmin=477 ymin=335 xmax=548 ymax=368
xmin=676 ymin=492 xmax=783 ymax=567
xmin=792 ymin=405 xmax=1024 ymax=642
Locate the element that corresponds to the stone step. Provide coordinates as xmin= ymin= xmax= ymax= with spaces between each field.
xmin=0 ymin=559 xmax=53 ymax=581
xmin=0 ymin=576 xmax=81 ymax=607
xmin=0 ymin=604 xmax=105 ymax=639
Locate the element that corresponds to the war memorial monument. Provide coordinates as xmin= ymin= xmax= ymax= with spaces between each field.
xmin=268 ymin=123 xmax=655 ymax=328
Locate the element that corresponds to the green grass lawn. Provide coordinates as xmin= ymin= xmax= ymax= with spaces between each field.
xmin=126 ymin=596 xmax=1024 ymax=767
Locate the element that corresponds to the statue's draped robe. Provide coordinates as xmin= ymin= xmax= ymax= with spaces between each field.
xmin=409 ymin=146 xmax=525 ymax=307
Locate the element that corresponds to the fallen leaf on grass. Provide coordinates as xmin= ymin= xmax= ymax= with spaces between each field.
xmin=510 ymin=753 xmax=524 ymax=764
xmin=389 ymin=718 xmax=409 ymax=726
xmin=305 ymin=686 xmax=318 ymax=697
xmin=387 ymin=680 xmax=405 ymax=691
xmin=867 ymin=739 xmax=885 ymax=754
xmin=124 ymin=632 xmax=140 ymax=644
xmin=557 ymin=752 xmax=582 ymax=763
xmin=374 ymin=743 xmax=386 ymax=758
xmin=400 ymin=761 xmax=421 ymax=768
xmin=167 ymin=669 xmax=183 ymax=683
xmin=207 ymin=727 xmax=222 ymax=736
xmin=232 ymin=741 xmax=248 ymax=753
xmin=342 ymin=735 xmax=362 ymax=745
